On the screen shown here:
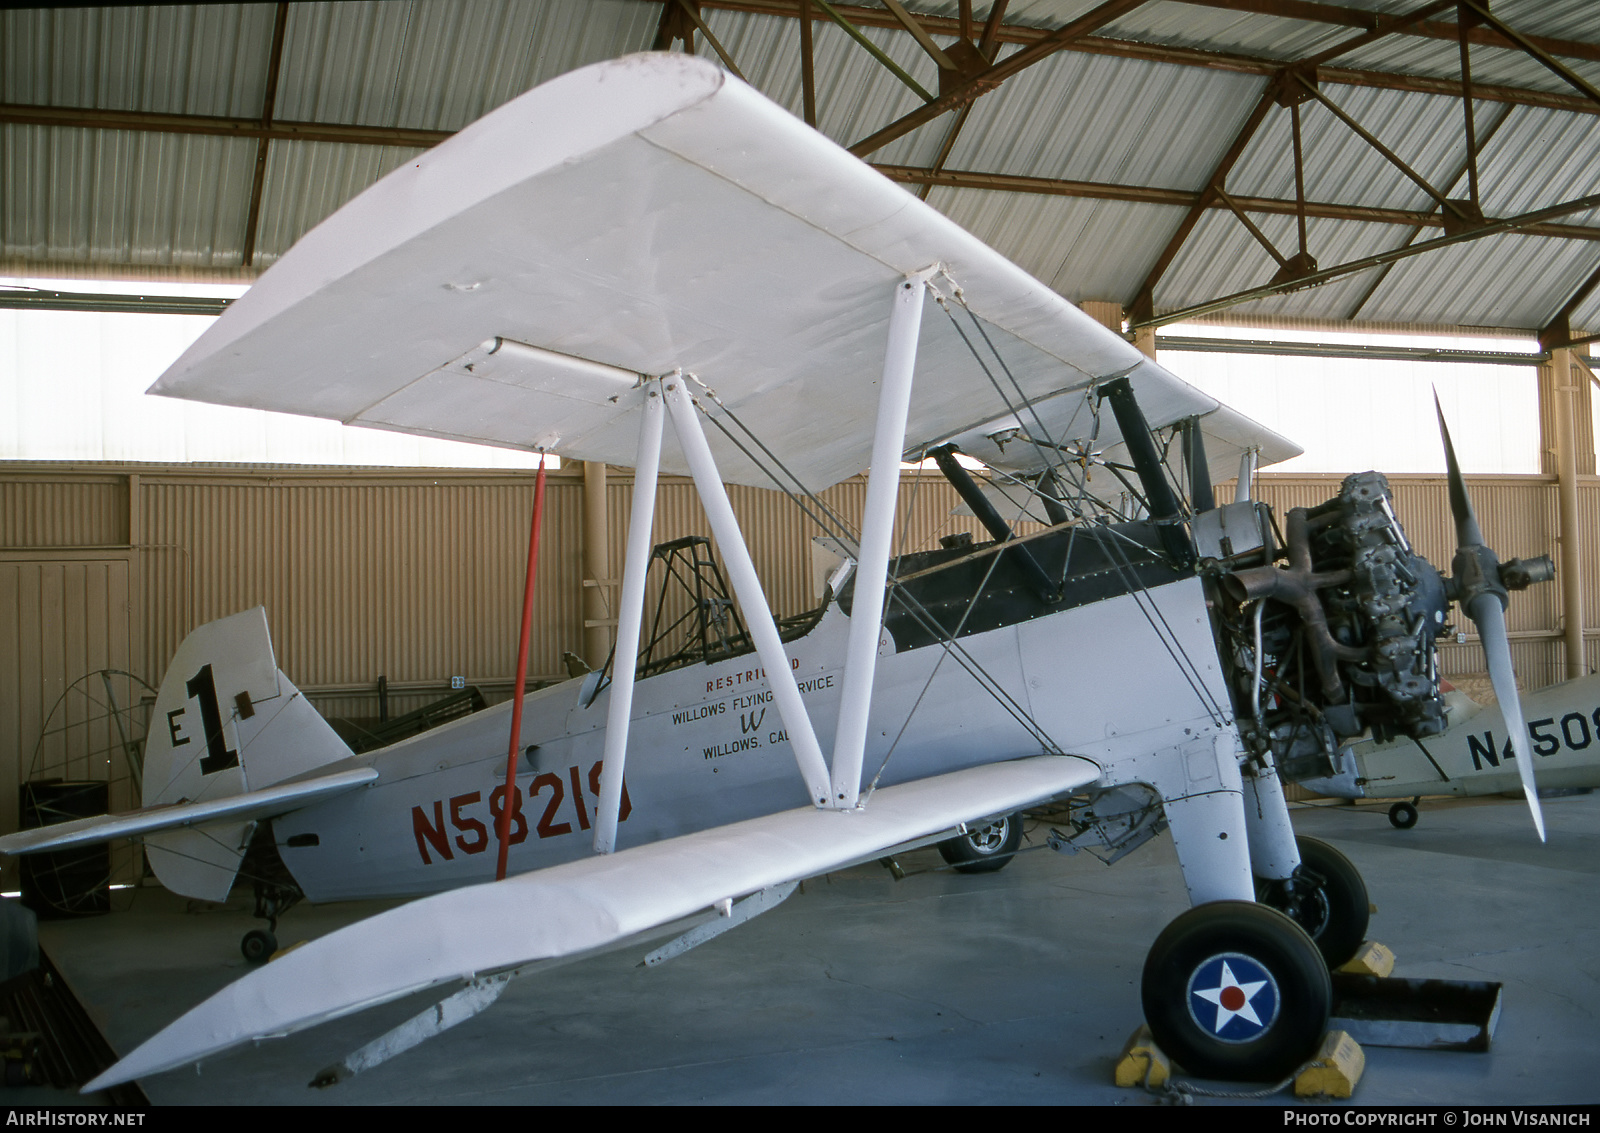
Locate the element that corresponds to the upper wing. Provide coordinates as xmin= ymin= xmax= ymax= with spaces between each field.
xmin=151 ymin=53 xmax=1297 ymax=491
xmin=86 ymin=754 xmax=1097 ymax=1089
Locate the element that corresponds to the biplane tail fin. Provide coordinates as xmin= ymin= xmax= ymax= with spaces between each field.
xmin=0 ymin=610 xmax=361 ymax=902
xmin=136 ymin=608 xmax=353 ymax=900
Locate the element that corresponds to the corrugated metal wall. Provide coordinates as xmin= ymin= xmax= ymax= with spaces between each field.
xmin=0 ymin=462 xmax=1585 ymax=850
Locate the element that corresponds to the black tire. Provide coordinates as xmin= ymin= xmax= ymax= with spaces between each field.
xmin=937 ymin=812 xmax=1023 ymax=874
xmin=1142 ymin=901 xmax=1330 ymax=1082
xmin=1255 ymin=836 xmax=1370 ymax=970
xmin=1389 ymin=801 xmax=1419 ymax=829
xmin=241 ymin=928 xmax=278 ymax=965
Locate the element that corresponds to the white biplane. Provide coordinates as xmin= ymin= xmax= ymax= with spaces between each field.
xmin=0 ymin=54 xmax=1554 ymax=1091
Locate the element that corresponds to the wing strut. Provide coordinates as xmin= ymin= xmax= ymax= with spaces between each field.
xmin=594 ymin=383 xmax=665 ymax=854
xmin=831 ymin=270 xmax=934 ymax=808
xmin=595 ymin=270 xmax=935 ymax=840
xmin=662 ymin=376 xmax=833 ymax=805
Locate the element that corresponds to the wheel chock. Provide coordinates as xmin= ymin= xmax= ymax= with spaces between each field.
xmin=1114 ymin=1024 xmax=1170 ymax=1088
xmin=1293 ymin=1030 xmax=1365 ymax=1099
xmin=1337 ymin=941 xmax=1395 ymax=978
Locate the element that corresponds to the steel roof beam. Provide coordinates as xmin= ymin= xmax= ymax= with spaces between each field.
xmin=706 ymin=2 xmax=1600 ymax=113
xmin=1293 ymin=72 xmax=1472 ymax=225
xmin=0 ymin=104 xmax=454 ymax=148
xmin=1130 ymin=87 xmax=1277 ymax=322
xmin=1457 ymin=0 xmax=1600 ymax=109
xmin=672 ymin=0 xmax=749 ymax=82
xmin=1299 ymin=0 xmax=1456 ymax=68
xmin=1540 ymin=260 xmax=1600 ymax=351
xmin=846 ymin=0 xmax=1148 ymax=158
xmin=1343 ymin=101 xmax=1516 ymax=318
xmin=242 ymin=2 xmax=289 ymax=269
xmin=1129 ymin=191 xmax=1600 ymax=327
xmin=871 ymin=168 xmax=1600 ymax=241
xmin=813 ymin=0 xmax=936 ymax=103
xmin=707 ymin=1 xmax=1600 ymax=65
xmin=879 ymin=0 xmax=957 ymax=71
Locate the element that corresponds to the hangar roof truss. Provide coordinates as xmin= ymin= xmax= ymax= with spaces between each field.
xmin=2 ymin=0 xmax=1598 ymax=339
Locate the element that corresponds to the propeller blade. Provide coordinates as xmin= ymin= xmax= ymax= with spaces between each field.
xmin=1435 ymin=390 xmax=1485 ymax=548
xmin=1469 ymin=593 xmax=1546 ymax=842
xmin=1438 ymin=393 xmax=1544 ymax=841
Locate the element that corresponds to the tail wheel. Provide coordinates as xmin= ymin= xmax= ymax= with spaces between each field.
xmin=1255 ymin=835 xmax=1369 ymax=970
xmin=937 ymin=812 xmax=1023 ymax=874
xmin=1142 ymin=901 xmax=1330 ymax=1082
xmin=241 ymin=929 xmax=278 ymax=965
xmin=1389 ymin=801 xmax=1419 ymax=829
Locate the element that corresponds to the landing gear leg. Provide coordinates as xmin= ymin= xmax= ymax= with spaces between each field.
xmin=1242 ymin=754 xmax=1370 ymax=969
xmin=242 ymin=881 xmax=301 ymax=965
xmin=1255 ymin=836 xmax=1369 ymax=969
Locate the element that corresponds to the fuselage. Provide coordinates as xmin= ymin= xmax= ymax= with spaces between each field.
xmin=274 ymin=523 xmax=1237 ymax=901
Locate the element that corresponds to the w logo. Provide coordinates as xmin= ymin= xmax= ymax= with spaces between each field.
xmin=740 ymin=708 xmax=766 ymax=735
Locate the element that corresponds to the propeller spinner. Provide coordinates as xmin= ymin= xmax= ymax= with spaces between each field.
xmin=1435 ymin=394 xmax=1556 ymax=841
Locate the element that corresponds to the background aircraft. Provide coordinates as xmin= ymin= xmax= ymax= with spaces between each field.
xmin=1303 ymin=674 xmax=1600 ymax=828
xmin=0 ymin=53 xmax=1554 ymax=1092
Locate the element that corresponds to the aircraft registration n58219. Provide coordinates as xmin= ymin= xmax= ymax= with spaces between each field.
xmin=0 ymin=52 xmax=1554 ymax=1092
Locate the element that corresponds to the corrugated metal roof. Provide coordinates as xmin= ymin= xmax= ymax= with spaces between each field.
xmin=1358 ymin=232 xmax=1600 ymax=327
xmin=944 ymin=47 xmax=1265 ymax=187
xmin=1100 ymin=1 xmax=1356 ymax=63
xmin=252 ymin=139 xmax=424 ymax=265
xmin=274 ymin=0 xmax=661 ymax=130
xmin=1 ymin=4 xmax=275 ymax=117
xmin=698 ymin=6 xmax=949 ymax=166
xmin=2 ymin=0 xmax=1598 ymax=331
xmin=928 ymin=186 xmax=1186 ymax=301
xmin=1159 ymin=210 xmax=1414 ymax=318
xmin=2 ymin=125 xmax=258 ymax=266
xmin=1230 ymin=85 xmax=1479 ymax=212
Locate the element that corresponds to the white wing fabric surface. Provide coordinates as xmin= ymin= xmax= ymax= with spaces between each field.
xmin=86 ymin=754 xmax=1097 ymax=1089
xmin=151 ymin=53 xmax=1298 ymax=491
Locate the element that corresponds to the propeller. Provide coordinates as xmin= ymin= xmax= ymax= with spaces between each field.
xmin=1435 ymin=392 xmax=1552 ymax=842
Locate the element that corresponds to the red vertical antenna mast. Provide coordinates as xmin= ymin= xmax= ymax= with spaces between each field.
xmin=497 ymin=453 xmax=547 ymax=881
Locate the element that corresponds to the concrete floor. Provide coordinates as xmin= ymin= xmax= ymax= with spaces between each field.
xmin=39 ymin=791 xmax=1600 ymax=1106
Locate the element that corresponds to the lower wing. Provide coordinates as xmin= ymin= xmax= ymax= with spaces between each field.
xmin=88 ymin=753 xmax=1098 ymax=1089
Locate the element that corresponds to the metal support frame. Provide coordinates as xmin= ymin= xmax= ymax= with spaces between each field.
xmin=813 ymin=0 xmax=936 ymax=103
xmin=1550 ymin=348 xmax=1586 ymax=681
xmin=1134 ymin=190 xmax=1600 ymax=328
xmin=661 ymin=377 xmax=835 ymax=807
xmin=594 ymin=382 xmax=665 ymax=854
xmin=846 ymin=0 xmax=1146 ymax=158
xmin=798 ymin=0 xmax=817 ymax=127
xmin=830 ymin=271 xmax=931 ymax=809
xmin=241 ymin=1 xmax=289 ymax=268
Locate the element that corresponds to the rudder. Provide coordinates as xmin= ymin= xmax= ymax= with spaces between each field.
xmin=143 ymin=608 xmax=350 ymax=900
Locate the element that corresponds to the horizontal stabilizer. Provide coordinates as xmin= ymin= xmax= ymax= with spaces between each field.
xmin=87 ymin=754 xmax=1097 ymax=1089
xmin=0 ymin=768 xmax=377 ymax=857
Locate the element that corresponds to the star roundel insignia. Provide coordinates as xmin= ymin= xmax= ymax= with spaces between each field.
xmin=1185 ymin=953 xmax=1280 ymax=1043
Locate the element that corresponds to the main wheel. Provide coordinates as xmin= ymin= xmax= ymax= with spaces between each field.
xmin=1254 ymin=836 xmax=1369 ymax=970
xmin=241 ymin=928 xmax=277 ymax=965
xmin=1389 ymin=801 xmax=1419 ymax=829
xmin=937 ymin=812 xmax=1023 ymax=874
xmin=1142 ymin=901 xmax=1331 ymax=1082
